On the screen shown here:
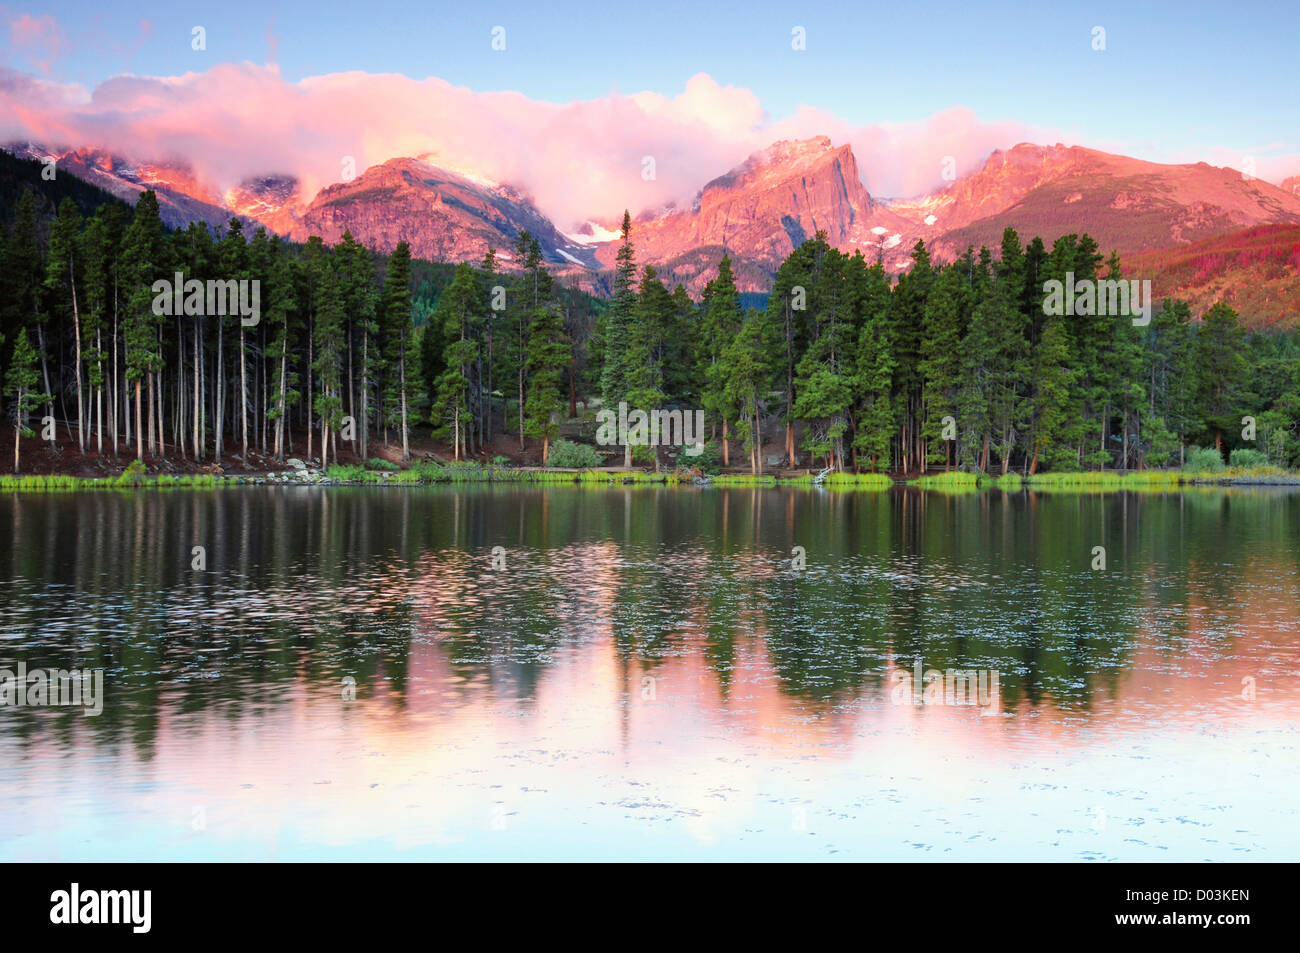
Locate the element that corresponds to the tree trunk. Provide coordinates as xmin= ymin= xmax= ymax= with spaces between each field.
xmin=194 ymin=319 xmax=202 ymax=459
xmin=146 ymin=372 xmax=156 ymax=456
xmin=70 ymin=262 xmax=84 ymax=451
xmin=135 ymin=380 xmax=144 ymax=461
xmin=240 ymin=325 xmax=248 ymax=460
xmin=13 ymin=386 xmax=22 ymax=473
xmin=215 ymin=318 xmax=224 ymax=462
xmin=37 ymin=325 xmax=54 ymax=450
xmin=399 ymin=334 xmax=409 ymax=461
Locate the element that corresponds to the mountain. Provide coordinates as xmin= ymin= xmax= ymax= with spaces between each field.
xmin=8 ymin=137 xmax=1300 ymax=320
xmin=6 ymin=144 xmax=243 ymax=231
xmin=224 ymin=174 xmax=305 ymax=236
xmin=924 ymin=143 xmax=1300 ymax=262
xmin=593 ymin=136 xmax=883 ymax=292
xmin=588 ymin=139 xmax=1300 ymax=293
xmin=1122 ymin=224 xmax=1300 ymax=329
xmin=0 ymin=147 xmax=131 ymax=225
xmin=287 ymin=156 xmax=599 ymax=269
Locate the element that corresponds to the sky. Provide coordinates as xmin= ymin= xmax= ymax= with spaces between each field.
xmin=2 ymin=0 xmax=1297 ymax=227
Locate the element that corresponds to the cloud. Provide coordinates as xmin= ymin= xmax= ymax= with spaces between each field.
xmin=0 ymin=55 xmax=1065 ymax=227
xmin=7 ymin=12 xmax=70 ymax=74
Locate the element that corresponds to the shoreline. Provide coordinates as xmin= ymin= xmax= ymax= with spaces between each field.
xmin=2 ymin=463 xmax=1298 ymax=492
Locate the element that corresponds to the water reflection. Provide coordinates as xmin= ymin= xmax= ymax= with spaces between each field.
xmin=1 ymin=486 xmax=1297 ymax=860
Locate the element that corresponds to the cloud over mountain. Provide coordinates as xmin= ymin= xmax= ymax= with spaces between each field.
xmin=0 ymin=57 xmax=1060 ymax=229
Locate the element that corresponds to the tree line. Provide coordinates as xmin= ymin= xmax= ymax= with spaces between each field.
xmin=595 ymin=216 xmax=1300 ymax=474
xmin=3 ymin=183 xmax=1298 ymax=475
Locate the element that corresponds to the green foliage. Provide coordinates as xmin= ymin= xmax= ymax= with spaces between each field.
xmin=116 ymin=459 xmax=148 ymax=486
xmin=1 ymin=138 xmax=1297 ymax=485
xmin=545 ymin=438 xmax=603 ymax=468
xmin=685 ymin=439 xmax=723 ymax=475
xmin=1184 ymin=446 xmax=1226 ymax=471
xmin=1228 ymin=448 xmax=1269 ymax=468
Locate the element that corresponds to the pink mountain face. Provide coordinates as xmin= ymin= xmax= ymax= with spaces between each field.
xmin=590 ymin=138 xmax=1300 ymax=292
xmin=13 ymin=137 xmax=1300 ymax=301
xmin=285 ymin=157 xmax=599 ymax=269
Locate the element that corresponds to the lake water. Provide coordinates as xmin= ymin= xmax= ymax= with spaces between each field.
xmin=1 ymin=485 xmax=1297 ymax=861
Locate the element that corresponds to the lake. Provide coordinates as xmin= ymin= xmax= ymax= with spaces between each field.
xmin=1 ymin=485 xmax=1297 ymax=861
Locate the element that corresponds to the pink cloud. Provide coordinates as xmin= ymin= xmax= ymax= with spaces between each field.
xmin=0 ymin=57 xmax=1064 ymax=227
xmin=7 ymin=12 xmax=69 ymax=74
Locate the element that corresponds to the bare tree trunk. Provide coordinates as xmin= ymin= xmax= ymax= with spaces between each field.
xmin=399 ymin=337 xmax=409 ymax=461
xmin=240 ymin=325 xmax=248 ymax=460
xmin=276 ymin=344 xmax=287 ymax=460
xmin=135 ymin=380 xmax=144 ymax=461
xmin=146 ymin=372 xmax=156 ymax=456
xmin=360 ymin=332 xmax=369 ymax=460
xmin=215 ymin=318 xmax=224 ymax=462
xmin=193 ymin=319 xmax=201 ymax=459
xmin=70 ymin=262 xmax=84 ymax=451
xmin=156 ymin=365 xmax=165 ymax=458
xmin=306 ymin=328 xmax=313 ymax=464
xmin=37 ymin=325 xmax=54 ymax=450
xmin=95 ymin=328 xmax=103 ymax=456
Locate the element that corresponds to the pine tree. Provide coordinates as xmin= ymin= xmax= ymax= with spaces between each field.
xmin=266 ymin=246 xmax=300 ymax=460
xmin=1194 ymin=301 xmax=1247 ymax=452
xmin=44 ymin=199 xmax=86 ymax=451
xmin=381 ymin=241 xmax=414 ymax=460
xmin=889 ymin=240 xmax=934 ymax=471
xmin=312 ymin=264 xmax=346 ymax=468
xmin=918 ymin=265 xmax=965 ymax=469
xmin=523 ymin=302 xmax=571 ymax=463
xmin=852 ymin=261 xmax=894 ymax=472
xmin=721 ymin=309 xmax=776 ymax=475
xmin=600 ymin=211 xmax=637 ymax=466
xmin=430 ymin=263 xmax=481 ymax=460
xmin=121 ymin=191 xmax=168 ymax=461
xmin=1028 ymin=315 xmax=1077 ymax=473
xmin=700 ymin=255 xmax=743 ymax=467
xmin=6 ymin=329 xmax=48 ymax=473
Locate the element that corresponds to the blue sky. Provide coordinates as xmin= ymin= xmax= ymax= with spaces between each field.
xmin=14 ymin=0 xmax=1297 ymax=160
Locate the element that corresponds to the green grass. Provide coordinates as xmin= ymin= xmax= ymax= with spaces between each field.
xmin=5 ymin=462 xmax=1294 ymax=493
xmin=0 ymin=471 xmax=229 ymax=491
xmin=826 ymin=471 xmax=893 ymax=488
xmin=775 ymin=471 xmax=891 ymax=490
xmin=709 ymin=474 xmax=778 ymax=486
xmin=909 ymin=471 xmax=981 ymax=490
xmin=1022 ymin=467 xmax=1299 ymax=489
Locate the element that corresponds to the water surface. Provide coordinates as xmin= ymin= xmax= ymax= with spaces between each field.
xmin=2 ymin=485 xmax=1297 ymax=860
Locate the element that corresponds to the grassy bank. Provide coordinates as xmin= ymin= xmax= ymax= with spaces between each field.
xmin=901 ymin=466 xmax=1299 ymax=491
xmin=3 ymin=460 xmax=1296 ymax=492
xmin=0 ymin=471 xmax=233 ymax=491
xmin=1022 ymin=467 xmax=1300 ymax=489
